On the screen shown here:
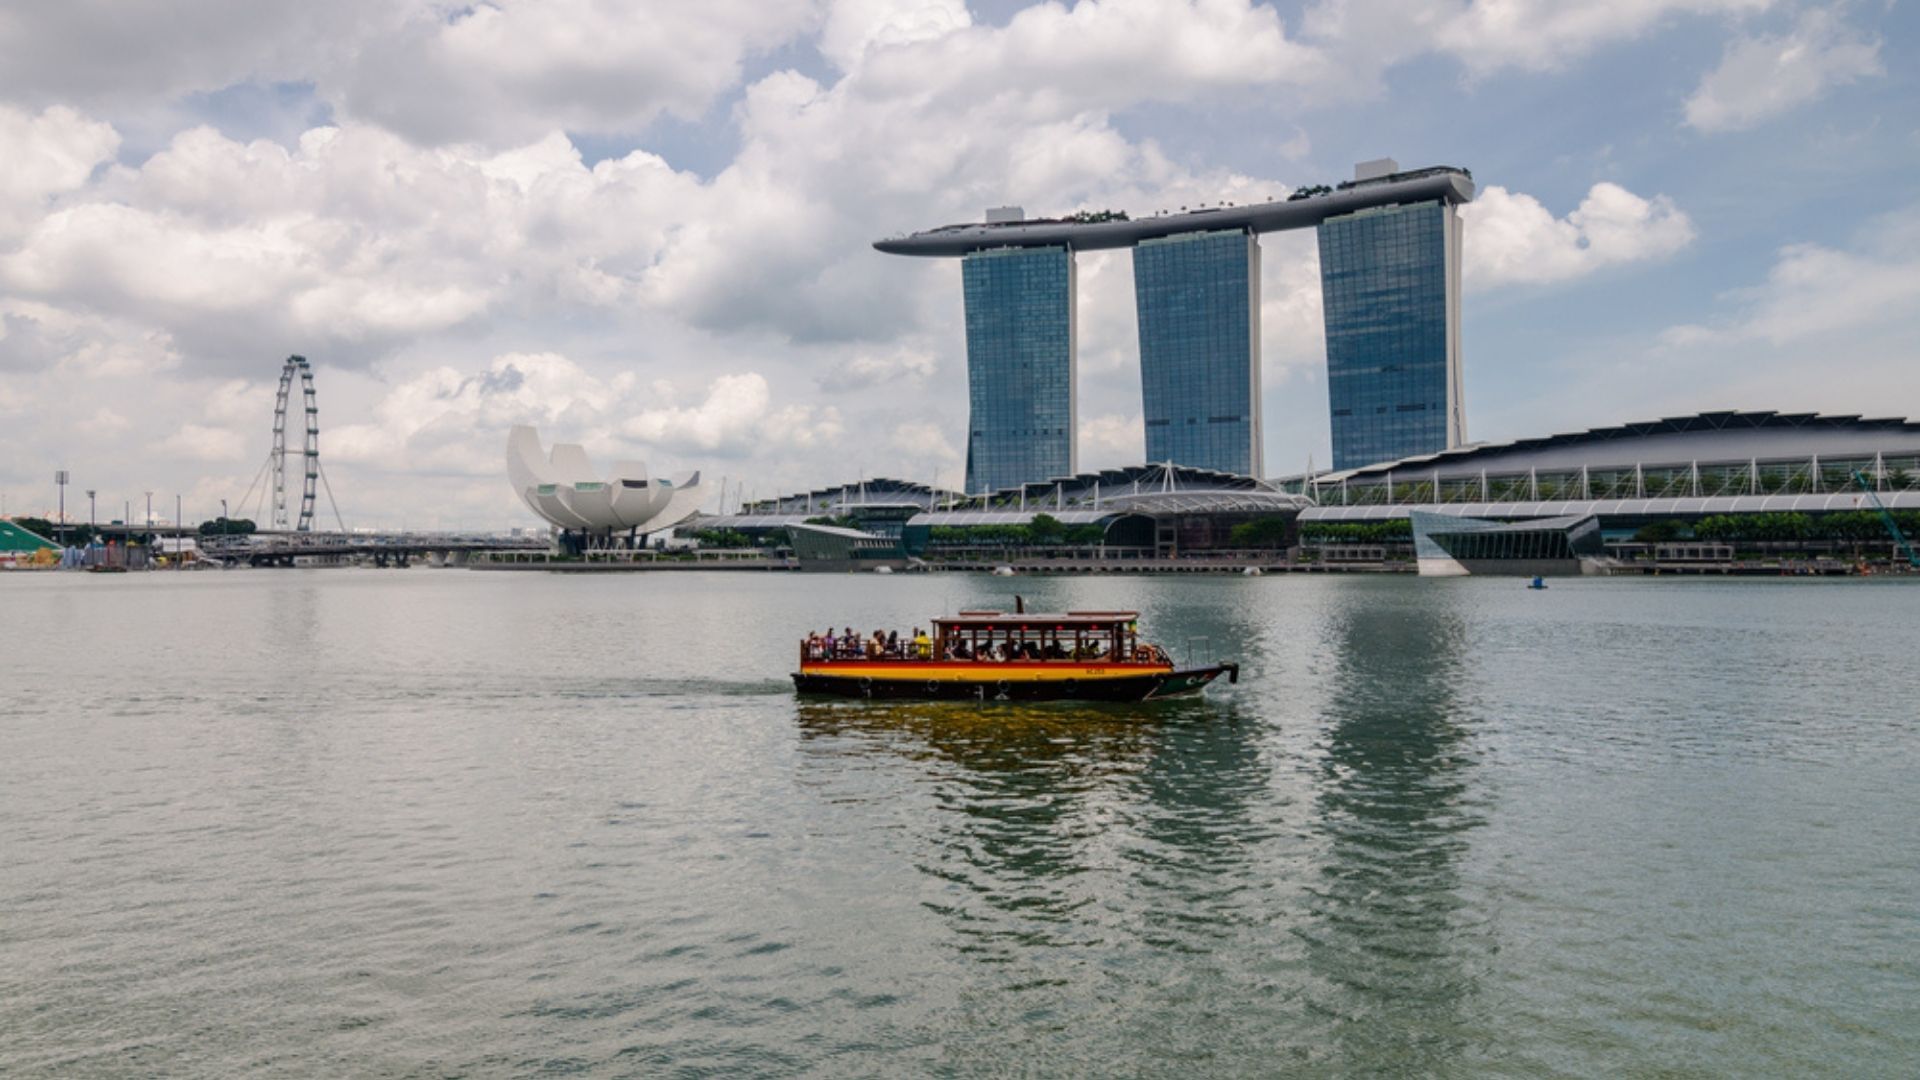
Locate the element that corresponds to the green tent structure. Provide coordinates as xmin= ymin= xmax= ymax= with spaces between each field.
xmin=0 ymin=519 xmax=59 ymax=555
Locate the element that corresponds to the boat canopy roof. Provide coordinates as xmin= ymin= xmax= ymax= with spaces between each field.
xmin=934 ymin=610 xmax=1138 ymax=630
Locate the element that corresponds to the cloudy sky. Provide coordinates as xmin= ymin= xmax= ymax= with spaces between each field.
xmin=1 ymin=0 xmax=1914 ymax=529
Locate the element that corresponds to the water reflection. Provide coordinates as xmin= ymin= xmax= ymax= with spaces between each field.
xmin=1301 ymin=585 xmax=1489 ymax=1071
xmin=796 ymin=700 xmax=1157 ymax=977
xmin=794 ymin=699 xmax=1160 ymax=775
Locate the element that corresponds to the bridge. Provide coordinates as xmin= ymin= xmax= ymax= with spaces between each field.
xmin=196 ymin=530 xmax=550 ymax=568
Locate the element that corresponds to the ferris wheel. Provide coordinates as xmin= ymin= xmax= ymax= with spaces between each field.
xmin=236 ymin=355 xmax=346 ymax=532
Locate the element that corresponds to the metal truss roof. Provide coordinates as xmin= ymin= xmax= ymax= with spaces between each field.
xmin=1304 ymin=491 xmax=1920 ymax=521
xmin=1313 ymin=411 xmax=1920 ymax=483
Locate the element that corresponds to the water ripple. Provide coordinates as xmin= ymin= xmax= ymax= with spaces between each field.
xmin=1 ymin=572 xmax=1915 ymax=1075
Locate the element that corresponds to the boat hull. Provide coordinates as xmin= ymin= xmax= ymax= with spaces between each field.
xmin=791 ymin=663 xmax=1236 ymax=702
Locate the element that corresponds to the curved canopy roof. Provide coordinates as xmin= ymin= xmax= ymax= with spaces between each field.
xmin=1304 ymin=491 xmax=1920 ymax=521
xmin=876 ymin=168 xmax=1473 ymax=256
xmin=1314 ymin=410 xmax=1920 ymax=483
xmin=907 ymin=509 xmax=1115 ymax=527
xmin=1097 ymin=490 xmax=1312 ymax=515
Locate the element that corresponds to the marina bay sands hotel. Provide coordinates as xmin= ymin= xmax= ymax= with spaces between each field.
xmin=875 ymin=159 xmax=1473 ymax=492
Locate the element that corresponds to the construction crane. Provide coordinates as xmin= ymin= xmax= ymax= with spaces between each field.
xmin=1852 ymin=470 xmax=1920 ymax=568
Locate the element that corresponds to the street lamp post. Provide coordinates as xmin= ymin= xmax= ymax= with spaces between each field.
xmin=87 ymin=489 xmax=96 ymax=565
xmin=55 ymin=471 xmax=68 ymax=547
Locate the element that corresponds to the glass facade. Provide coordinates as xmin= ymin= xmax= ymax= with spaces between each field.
xmin=1318 ymin=200 xmax=1464 ymax=471
xmin=1133 ymin=230 xmax=1262 ymax=477
xmin=961 ymin=246 xmax=1076 ymax=493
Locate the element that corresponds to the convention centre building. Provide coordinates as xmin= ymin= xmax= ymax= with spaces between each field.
xmin=685 ymin=412 xmax=1920 ymax=571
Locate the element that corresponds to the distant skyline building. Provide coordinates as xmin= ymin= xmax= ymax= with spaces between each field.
xmin=961 ymin=245 xmax=1077 ymax=493
xmin=1318 ymin=168 xmax=1465 ymax=470
xmin=877 ymin=161 xmax=1474 ymax=484
xmin=1133 ymin=229 xmax=1262 ymax=477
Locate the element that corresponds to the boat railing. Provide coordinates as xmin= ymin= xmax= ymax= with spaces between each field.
xmin=798 ymin=641 xmax=1169 ymax=665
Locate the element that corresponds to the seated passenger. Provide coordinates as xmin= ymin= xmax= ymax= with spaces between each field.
xmin=886 ymin=630 xmax=900 ymax=657
xmin=1045 ymin=640 xmax=1068 ymax=660
xmin=913 ymin=628 xmax=933 ymax=659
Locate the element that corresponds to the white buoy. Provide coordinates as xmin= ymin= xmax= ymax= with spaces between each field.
xmin=1243 ymin=566 xmax=1263 ymax=576
xmin=873 ymin=565 xmax=894 ymax=574
xmin=992 ymin=565 xmax=1016 ymax=577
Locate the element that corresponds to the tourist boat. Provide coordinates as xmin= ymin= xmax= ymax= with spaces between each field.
xmin=792 ymin=608 xmax=1238 ymax=702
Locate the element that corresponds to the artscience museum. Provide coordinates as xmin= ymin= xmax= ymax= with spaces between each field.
xmin=506 ymin=425 xmax=704 ymax=550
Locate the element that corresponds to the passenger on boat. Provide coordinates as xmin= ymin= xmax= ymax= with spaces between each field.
xmin=913 ymin=628 xmax=932 ymax=659
xmin=806 ymin=632 xmax=823 ymax=660
xmin=885 ymin=630 xmax=900 ymax=657
xmin=950 ymin=639 xmax=972 ymax=661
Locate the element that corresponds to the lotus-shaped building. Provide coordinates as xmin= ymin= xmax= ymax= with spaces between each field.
xmin=506 ymin=425 xmax=704 ymax=546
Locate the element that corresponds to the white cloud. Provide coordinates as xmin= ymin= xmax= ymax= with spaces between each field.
xmin=0 ymin=1 xmax=394 ymax=109
xmin=1664 ymin=205 xmax=1920 ymax=346
xmin=160 ymin=423 xmax=246 ymax=461
xmin=1434 ymin=0 xmax=1774 ymax=74
xmin=1079 ymin=411 xmax=1146 ymax=470
xmin=1684 ymin=8 xmax=1881 ymax=132
xmin=1299 ymin=0 xmax=1773 ymax=87
xmin=1259 ymin=230 xmax=1326 ymax=376
xmin=884 ymin=419 xmax=962 ymax=482
xmin=821 ymin=0 xmax=972 ymax=70
xmin=856 ymin=0 xmax=1332 ymax=112
xmin=813 ymin=348 xmax=938 ymax=392
xmin=0 ymin=105 xmax=119 ymax=240
xmin=623 ymin=372 xmax=844 ymax=456
xmin=333 ymin=1 xmax=822 ymax=146
xmin=1463 ymin=182 xmax=1695 ymax=288
xmin=327 ymin=352 xmax=636 ymax=473
xmin=0 ymin=120 xmax=718 ymax=373
xmin=83 ymin=407 xmax=129 ymax=434
xmin=0 ymin=0 xmax=1896 ymax=524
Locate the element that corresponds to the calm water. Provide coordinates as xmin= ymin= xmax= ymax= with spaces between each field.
xmin=2 ymin=570 xmax=1915 ymax=1076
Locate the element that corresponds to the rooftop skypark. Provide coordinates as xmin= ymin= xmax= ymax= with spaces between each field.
xmin=872 ymin=165 xmax=1473 ymax=256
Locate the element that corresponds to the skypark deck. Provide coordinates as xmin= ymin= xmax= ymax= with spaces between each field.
xmin=874 ymin=167 xmax=1473 ymax=256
